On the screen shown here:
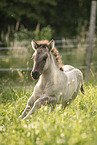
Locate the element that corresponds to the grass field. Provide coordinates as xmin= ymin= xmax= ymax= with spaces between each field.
xmin=0 ymin=80 xmax=97 ymax=145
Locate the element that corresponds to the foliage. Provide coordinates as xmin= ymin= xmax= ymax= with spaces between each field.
xmin=13 ymin=25 xmax=53 ymax=41
xmin=34 ymin=25 xmax=53 ymax=41
xmin=0 ymin=81 xmax=97 ymax=145
xmin=0 ymin=0 xmax=93 ymax=38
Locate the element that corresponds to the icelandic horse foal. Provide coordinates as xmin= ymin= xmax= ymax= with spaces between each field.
xmin=19 ymin=40 xmax=84 ymax=120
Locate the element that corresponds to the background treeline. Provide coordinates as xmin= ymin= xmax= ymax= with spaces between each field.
xmin=0 ymin=0 xmax=96 ymax=39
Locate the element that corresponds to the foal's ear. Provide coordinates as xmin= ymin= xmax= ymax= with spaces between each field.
xmin=31 ymin=40 xmax=39 ymax=50
xmin=48 ymin=40 xmax=55 ymax=51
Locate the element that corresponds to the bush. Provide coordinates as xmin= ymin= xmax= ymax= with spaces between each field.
xmin=13 ymin=25 xmax=53 ymax=42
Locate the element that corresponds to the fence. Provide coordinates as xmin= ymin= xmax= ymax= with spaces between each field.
xmin=0 ymin=39 xmax=97 ymax=70
xmin=0 ymin=38 xmax=97 ymax=88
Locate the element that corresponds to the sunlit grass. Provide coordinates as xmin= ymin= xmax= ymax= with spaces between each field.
xmin=0 ymin=81 xmax=97 ymax=145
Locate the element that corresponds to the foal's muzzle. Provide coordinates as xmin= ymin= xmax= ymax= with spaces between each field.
xmin=31 ymin=71 xmax=40 ymax=79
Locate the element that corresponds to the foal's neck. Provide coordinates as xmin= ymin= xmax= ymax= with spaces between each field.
xmin=40 ymin=53 xmax=61 ymax=85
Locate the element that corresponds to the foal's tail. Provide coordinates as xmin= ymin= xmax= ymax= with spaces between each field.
xmin=79 ymin=70 xmax=85 ymax=95
xmin=80 ymin=84 xmax=85 ymax=94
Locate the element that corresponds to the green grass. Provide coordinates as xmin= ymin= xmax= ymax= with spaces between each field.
xmin=0 ymin=81 xmax=97 ymax=145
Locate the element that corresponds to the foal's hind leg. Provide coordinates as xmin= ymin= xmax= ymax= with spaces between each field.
xmin=62 ymin=89 xmax=79 ymax=109
xmin=22 ymin=96 xmax=57 ymax=120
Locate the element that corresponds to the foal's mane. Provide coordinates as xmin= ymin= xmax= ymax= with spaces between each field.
xmin=37 ymin=40 xmax=63 ymax=71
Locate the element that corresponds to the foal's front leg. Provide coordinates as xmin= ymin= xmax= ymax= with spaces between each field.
xmin=19 ymin=95 xmax=38 ymax=119
xmin=22 ymin=96 xmax=57 ymax=120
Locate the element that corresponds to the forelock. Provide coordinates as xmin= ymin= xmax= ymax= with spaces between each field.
xmin=37 ymin=40 xmax=50 ymax=49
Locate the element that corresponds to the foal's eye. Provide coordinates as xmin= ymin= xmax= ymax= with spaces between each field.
xmin=43 ymin=55 xmax=48 ymax=61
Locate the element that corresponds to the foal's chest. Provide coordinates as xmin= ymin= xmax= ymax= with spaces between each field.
xmin=42 ymin=81 xmax=65 ymax=97
xmin=34 ymin=74 xmax=66 ymax=98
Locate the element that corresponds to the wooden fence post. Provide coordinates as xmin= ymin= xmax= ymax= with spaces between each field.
xmin=86 ymin=1 xmax=97 ymax=80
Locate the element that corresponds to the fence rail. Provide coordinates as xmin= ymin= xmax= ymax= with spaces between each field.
xmin=0 ymin=55 xmax=30 ymax=58
xmin=0 ymin=47 xmax=26 ymax=50
xmin=0 ymin=68 xmax=32 ymax=71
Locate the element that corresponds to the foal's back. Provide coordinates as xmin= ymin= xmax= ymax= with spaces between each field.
xmin=63 ymin=65 xmax=83 ymax=84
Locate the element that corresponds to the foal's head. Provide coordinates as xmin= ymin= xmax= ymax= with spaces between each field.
xmin=31 ymin=40 xmax=55 ymax=79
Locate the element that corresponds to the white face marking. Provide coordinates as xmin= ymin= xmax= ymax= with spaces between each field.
xmin=31 ymin=41 xmax=36 ymax=50
xmin=32 ymin=51 xmax=36 ymax=59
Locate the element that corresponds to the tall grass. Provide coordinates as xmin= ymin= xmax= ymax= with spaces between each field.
xmin=0 ymin=80 xmax=97 ymax=145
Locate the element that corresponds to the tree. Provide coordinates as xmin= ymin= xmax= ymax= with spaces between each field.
xmin=0 ymin=0 xmax=93 ymax=38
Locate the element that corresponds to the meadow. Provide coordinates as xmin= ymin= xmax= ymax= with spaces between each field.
xmin=0 ymin=79 xmax=97 ymax=145
xmin=0 ymin=8 xmax=97 ymax=144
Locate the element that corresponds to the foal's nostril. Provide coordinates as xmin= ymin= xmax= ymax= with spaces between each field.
xmin=31 ymin=71 xmax=40 ymax=79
